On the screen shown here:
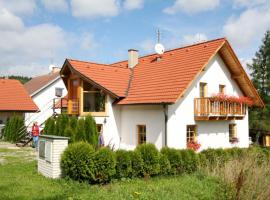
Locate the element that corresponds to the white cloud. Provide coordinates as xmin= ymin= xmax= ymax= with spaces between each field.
xmin=0 ymin=9 xmax=24 ymax=31
xmin=182 ymin=33 xmax=208 ymax=45
xmin=223 ymin=7 xmax=270 ymax=48
xmin=70 ymin=0 xmax=119 ymax=19
xmin=123 ymin=0 xmax=143 ymax=10
xmin=139 ymin=39 xmax=155 ymax=53
xmin=41 ymin=0 xmax=68 ymax=12
xmin=0 ymin=0 xmax=36 ymax=16
xmin=80 ymin=33 xmax=99 ymax=51
xmin=163 ymin=0 xmax=220 ymax=14
xmin=233 ymin=0 xmax=267 ymax=8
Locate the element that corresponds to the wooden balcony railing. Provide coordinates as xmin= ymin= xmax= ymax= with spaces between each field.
xmin=67 ymin=99 xmax=80 ymax=115
xmin=194 ymin=98 xmax=247 ymax=120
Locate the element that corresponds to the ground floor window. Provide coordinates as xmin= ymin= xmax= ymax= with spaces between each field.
xmin=96 ymin=124 xmax=103 ymax=135
xmin=186 ymin=125 xmax=197 ymax=143
xmin=229 ymin=124 xmax=237 ymax=142
xmin=137 ymin=125 xmax=146 ymax=145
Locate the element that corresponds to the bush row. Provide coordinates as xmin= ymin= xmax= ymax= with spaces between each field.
xmin=61 ymin=143 xmax=199 ymax=184
xmin=44 ymin=114 xmax=98 ymax=147
xmin=61 ymin=142 xmax=270 ymax=184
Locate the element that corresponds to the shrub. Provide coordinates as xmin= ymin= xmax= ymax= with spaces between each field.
xmin=63 ymin=126 xmax=75 ymax=142
xmin=161 ymin=147 xmax=183 ymax=175
xmin=178 ymin=149 xmax=199 ymax=173
xmin=84 ymin=115 xmax=98 ymax=147
xmin=75 ymin=118 xmax=86 ymax=142
xmin=94 ymin=147 xmax=116 ymax=183
xmin=129 ymin=150 xmax=144 ymax=177
xmin=115 ymin=150 xmax=132 ymax=179
xmin=43 ymin=117 xmax=55 ymax=135
xmin=135 ymin=143 xmax=160 ymax=176
xmin=200 ymin=148 xmax=229 ymax=167
xmin=225 ymin=147 xmax=245 ymax=159
xmin=3 ymin=115 xmax=25 ymax=143
xmin=61 ymin=142 xmax=95 ymax=182
xmin=54 ymin=114 xmax=69 ymax=136
xmin=159 ymin=154 xmax=171 ymax=175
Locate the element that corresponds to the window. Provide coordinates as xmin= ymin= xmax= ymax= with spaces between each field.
xmin=83 ymin=81 xmax=106 ymax=112
xmin=219 ymin=85 xmax=226 ymax=94
xmin=200 ymin=82 xmax=207 ymax=97
xmin=55 ymin=87 xmax=64 ymax=97
xmin=137 ymin=125 xmax=146 ymax=145
xmin=229 ymin=124 xmax=237 ymax=142
xmin=186 ymin=125 xmax=197 ymax=143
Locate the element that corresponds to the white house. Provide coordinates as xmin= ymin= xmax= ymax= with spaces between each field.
xmin=59 ymin=38 xmax=264 ymax=150
xmin=24 ymin=67 xmax=67 ymax=129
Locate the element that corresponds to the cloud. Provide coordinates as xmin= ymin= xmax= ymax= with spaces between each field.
xmin=70 ymin=0 xmax=119 ymax=19
xmin=0 ymin=9 xmax=24 ymax=31
xmin=123 ymin=0 xmax=144 ymax=10
xmin=0 ymin=0 xmax=36 ymax=16
xmin=41 ymin=0 xmax=68 ymax=12
xmin=233 ymin=0 xmax=267 ymax=8
xmin=139 ymin=39 xmax=155 ymax=53
xmin=182 ymin=33 xmax=208 ymax=45
xmin=223 ymin=6 xmax=270 ymax=48
xmin=163 ymin=0 xmax=220 ymax=14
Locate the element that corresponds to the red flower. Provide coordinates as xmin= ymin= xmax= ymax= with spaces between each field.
xmin=187 ymin=141 xmax=201 ymax=151
xmin=210 ymin=93 xmax=254 ymax=107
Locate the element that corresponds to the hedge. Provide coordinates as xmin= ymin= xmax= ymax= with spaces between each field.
xmin=61 ymin=142 xmax=268 ymax=185
xmin=3 ymin=115 xmax=26 ymax=143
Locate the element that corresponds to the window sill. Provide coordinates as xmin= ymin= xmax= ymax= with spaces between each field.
xmin=81 ymin=112 xmax=108 ymax=117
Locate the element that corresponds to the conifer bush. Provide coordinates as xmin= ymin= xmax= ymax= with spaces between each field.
xmin=178 ymin=149 xmax=199 ymax=173
xmin=161 ymin=147 xmax=183 ymax=175
xmin=115 ymin=150 xmax=132 ymax=179
xmin=159 ymin=154 xmax=171 ymax=175
xmin=94 ymin=147 xmax=116 ymax=183
xmin=135 ymin=143 xmax=160 ymax=176
xmin=75 ymin=118 xmax=86 ymax=142
xmin=43 ymin=117 xmax=55 ymax=135
xmin=61 ymin=142 xmax=95 ymax=182
xmin=84 ymin=115 xmax=98 ymax=147
xmin=3 ymin=115 xmax=25 ymax=143
xmin=129 ymin=150 xmax=144 ymax=177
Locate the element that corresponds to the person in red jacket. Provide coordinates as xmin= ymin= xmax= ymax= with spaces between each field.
xmin=32 ymin=122 xmax=40 ymax=150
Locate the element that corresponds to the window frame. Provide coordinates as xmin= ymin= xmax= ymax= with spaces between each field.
xmin=219 ymin=84 xmax=226 ymax=94
xmin=199 ymin=82 xmax=208 ymax=98
xmin=229 ymin=124 xmax=237 ymax=142
xmin=186 ymin=125 xmax=197 ymax=143
xmin=137 ymin=125 xmax=146 ymax=145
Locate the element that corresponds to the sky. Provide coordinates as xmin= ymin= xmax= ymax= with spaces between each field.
xmin=0 ymin=0 xmax=270 ymax=77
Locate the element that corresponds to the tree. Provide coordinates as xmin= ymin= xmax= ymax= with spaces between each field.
xmin=248 ymin=30 xmax=270 ymax=142
xmin=84 ymin=115 xmax=98 ymax=147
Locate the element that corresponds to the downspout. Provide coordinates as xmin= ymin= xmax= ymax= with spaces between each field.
xmin=163 ymin=104 xmax=168 ymax=147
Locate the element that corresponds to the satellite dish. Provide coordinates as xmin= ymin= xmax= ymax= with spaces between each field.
xmin=155 ymin=43 xmax=165 ymax=55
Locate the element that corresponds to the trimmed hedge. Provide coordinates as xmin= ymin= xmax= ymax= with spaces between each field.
xmin=135 ymin=143 xmax=160 ymax=176
xmin=61 ymin=142 xmax=269 ymax=185
xmin=61 ymin=142 xmax=95 ymax=182
xmin=94 ymin=147 xmax=116 ymax=183
xmin=3 ymin=115 xmax=25 ymax=143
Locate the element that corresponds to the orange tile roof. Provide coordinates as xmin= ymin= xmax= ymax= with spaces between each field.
xmin=0 ymin=79 xmax=39 ymax=112
xmin=63 ymin=38 xmax=263 ymax=106
xmin=24 ymin=71 xmax=60 ymax=95
xmin=118 ymin=38 xmax=226 ymax=104
xmin=67 ymin=60 xmax=131 ymax=97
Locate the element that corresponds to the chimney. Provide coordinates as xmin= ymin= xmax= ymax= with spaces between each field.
xmin=128 ymin=49 xmax=138 ymax=68
xmin=49 ymin=64 xmax=60 ymax=73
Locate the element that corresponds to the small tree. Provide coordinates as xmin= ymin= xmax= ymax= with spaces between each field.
xmin=3 ymin=115 xmax=25 ymax=143
xmin=84 ymin=115 xmax=98 ymax=147
xmin=75 ymin=118 xmax=86 ymax=142
xmin=44 ymin=117 xmax=55 ymax=135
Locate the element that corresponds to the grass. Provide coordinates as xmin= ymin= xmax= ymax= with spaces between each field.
xmin=0 ymin=147 xmax=229 ymax=200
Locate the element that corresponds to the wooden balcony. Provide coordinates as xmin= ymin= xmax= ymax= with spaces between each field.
xmin=67 ymin=99 xmax=80 ymax=115
xmin=194 ymin=98 xmax=247 ymax=120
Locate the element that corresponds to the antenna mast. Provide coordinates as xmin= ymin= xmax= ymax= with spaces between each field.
xmin=157 ymin=29 xmax=161 ymax=43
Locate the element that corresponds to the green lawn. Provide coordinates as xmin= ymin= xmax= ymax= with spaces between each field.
xmin=0 ymin=148 xmax=229 ymax=200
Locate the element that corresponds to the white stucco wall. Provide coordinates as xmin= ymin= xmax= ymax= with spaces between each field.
xmin=167 ymin=54 xmax=249 ymax=150
xmin=25 ymin=78 xmax=67 ymax=130
xmin=119 ymin=105 xmax=165 ymax=150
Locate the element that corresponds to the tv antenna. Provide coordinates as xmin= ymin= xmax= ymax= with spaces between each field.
xmin=155 ymin=29 xmax=165 ymax=55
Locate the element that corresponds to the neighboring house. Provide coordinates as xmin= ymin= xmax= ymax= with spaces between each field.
xmin=0 ymin=79 xmax=38 ymax=133
xmin=59 ymin=38 xmax=264 ymax=150
xmin=24 ymin=67 xmax=67 ymax=129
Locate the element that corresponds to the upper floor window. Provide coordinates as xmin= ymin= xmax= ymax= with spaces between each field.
xmin=55 ymin=87 xmax=64 ymax=97
xmin=137 ymin=125 xmax=146 ymax=145
xmin=83 ymin=81 xmax=106 ymax=113
xmin=186 ymin=125 xmax=197 ymax=143
xmin=200 ymin=82 xmax=207 ymax=97
xmin=219 ymin=85 xmax=226 ymax=94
